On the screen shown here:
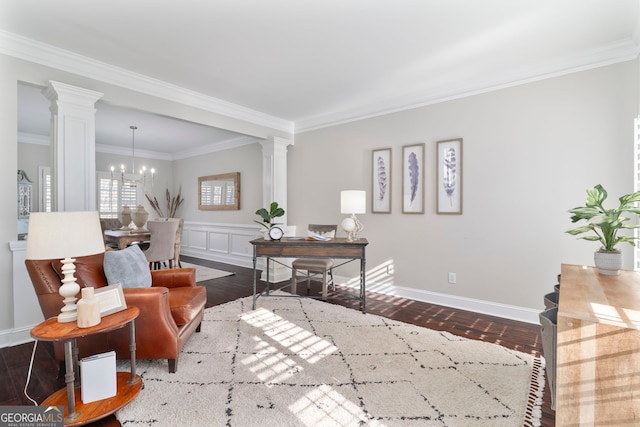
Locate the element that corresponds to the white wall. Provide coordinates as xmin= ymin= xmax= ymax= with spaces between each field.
xmin=0 ymin=54 xmax=20 ymax=334
xmin=289 ymin=61 xmax=639 ymax=318
xmin=173 ymin=142 xmax=263 ymax=224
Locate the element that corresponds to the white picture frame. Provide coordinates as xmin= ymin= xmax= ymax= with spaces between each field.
xmin=402 ymin=143 xmax=425 ymax=214
xmin=94 ymin=283 xmax=127 ymax=317
xmin=371 ymin=148 xmax=392 ymax=213
xmin=436 ymin=138 xmax=463 ymax=214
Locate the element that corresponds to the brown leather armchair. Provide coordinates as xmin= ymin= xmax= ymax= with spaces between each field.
xmin=25 ymin=252 xmax=206 ymax=373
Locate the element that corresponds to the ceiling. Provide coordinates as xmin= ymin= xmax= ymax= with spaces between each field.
xmin=3 ymin=0 xmax=639 ymax=156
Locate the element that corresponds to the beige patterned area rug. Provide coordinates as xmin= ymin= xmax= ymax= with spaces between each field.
xmin=179 ymin=262 xmax=234 ymax=282
xmin=117 ymin=292 xmax=545 ymax=426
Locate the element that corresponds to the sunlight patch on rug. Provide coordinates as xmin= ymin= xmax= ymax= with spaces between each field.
xmin=116 ymin=292 xmax=545 ymax=426
xmin=241 ymin=307 xmax=337 ymax=365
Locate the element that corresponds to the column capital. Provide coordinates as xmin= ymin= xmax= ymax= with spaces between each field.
xmin=259 ymin=136 xmax=294 ymax=152
xmin=43 ymin=80 xmax=104 ymax=106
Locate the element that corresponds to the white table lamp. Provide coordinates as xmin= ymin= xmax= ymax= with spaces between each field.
xmin=26 ymin=211 xmax=106 ymax=323
xmin=341 ymin=190 xmax=366 ymax=241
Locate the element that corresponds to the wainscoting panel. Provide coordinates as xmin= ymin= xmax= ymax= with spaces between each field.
xmin=230 ymin=233 xmax=255 ymax=257
xmin=186 ymin=228 xmax=208 ymax=251
xmin=180 ymin=222 xmax=262 ymax=268
xmin=208 ymin=231 xmax=230 ymax=254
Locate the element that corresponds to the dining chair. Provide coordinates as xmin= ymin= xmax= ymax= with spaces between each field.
xmin=291 ymin=224 xmax=337 ymax=298
xmin=143 ymin=219 xmax=180 ymax=270
xmin=100 ymin=218 xmax=123 ymax=249
xmin=174 ymin=218 xmax=184 ymax=268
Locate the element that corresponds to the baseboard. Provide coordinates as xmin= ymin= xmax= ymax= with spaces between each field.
xmin=0 ymin=325 xmax=36 ymax=348
xmin=336 ymin=274 xmax=540 ymax=325
xmin=181 ymin=248 xmax=254 ymax=269
xmin=179 ymin=253 xmax=541 ymax=325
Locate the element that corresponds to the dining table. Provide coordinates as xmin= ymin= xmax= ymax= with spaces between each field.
xmin=104 ymin=229 xmax=150 ymax=250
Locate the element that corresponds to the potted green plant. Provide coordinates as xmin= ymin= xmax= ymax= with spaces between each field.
xmin=566 ymin=184 xmax=640 ymax=275
xmin=254 ymin=202 xmax=285 ymax=239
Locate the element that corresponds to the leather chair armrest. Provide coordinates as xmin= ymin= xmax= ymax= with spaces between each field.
xmin=122 ymin=287 xmax=179 ymax=335
xmin=151 ymin=267 xmax=196 ymax=289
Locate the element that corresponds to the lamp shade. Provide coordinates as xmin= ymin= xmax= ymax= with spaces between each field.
xmin=26 ymin=211 xmax=105 ymax=260
xmin=341 ymin=190 xmax=366 ymax=214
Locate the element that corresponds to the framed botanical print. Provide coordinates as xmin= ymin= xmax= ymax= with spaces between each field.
xmin=436 ymin=138 xmax=463 ymax=214
xmin=402 ymin=143 xmax=425 ymax=213
xmin=371 ymin=148 xmax=391 ymax=213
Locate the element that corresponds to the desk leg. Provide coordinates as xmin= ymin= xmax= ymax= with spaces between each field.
xmin=266 ymin=257 xmax=271 ymax=296
xmin=252 ymin=248 xmax=257 ymax=310
xmin=63 ymin=339 xmax=80 ymax=421
xmin=128 ymin=319 xmax=137 ymax=384
xmin=361 ymin=253 xmax=367 ymax=314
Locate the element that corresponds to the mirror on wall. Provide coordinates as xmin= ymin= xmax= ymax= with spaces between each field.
xmin=198 ymin=172 xmax=240 ymax=210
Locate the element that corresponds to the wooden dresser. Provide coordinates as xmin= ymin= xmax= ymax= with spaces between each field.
xmin=556 ymin=264 xmax=640 ymax=426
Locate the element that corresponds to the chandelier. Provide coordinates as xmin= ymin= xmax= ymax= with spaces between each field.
xmin=110 ymin=125 xmax=155 ymax=188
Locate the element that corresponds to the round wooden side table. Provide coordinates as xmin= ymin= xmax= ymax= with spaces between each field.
xmin=31 ymin=306 xmax=142 ymax=426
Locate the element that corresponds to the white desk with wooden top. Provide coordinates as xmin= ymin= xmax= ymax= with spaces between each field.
xmin=556 ymin=264 xmax=640 ymax=426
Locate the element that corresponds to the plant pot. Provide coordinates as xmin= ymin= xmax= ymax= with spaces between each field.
xmin=594 ymin=250 xmax=623 ymax=276
xmin=263 ymin=230 xmax=271 ymax=240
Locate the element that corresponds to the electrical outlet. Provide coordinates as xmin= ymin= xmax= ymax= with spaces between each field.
xmin=448 ymin=272 xmax=456 ymax=284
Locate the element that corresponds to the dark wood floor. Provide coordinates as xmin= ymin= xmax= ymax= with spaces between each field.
xmin=0 ymin=256 xmax=555 ymax=426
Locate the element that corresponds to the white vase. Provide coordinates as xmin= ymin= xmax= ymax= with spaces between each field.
xmin=119 ymin=205 xmax=132 ymax=230
xmin=594 ymin=250 xmax=623 ymax=275
xmin=76 ymin=287 xmax=101 ymax=328
xmin=132 ymin=205 xmax=149 ymax=230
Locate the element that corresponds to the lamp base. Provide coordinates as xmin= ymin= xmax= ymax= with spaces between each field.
xmin=57 ymin=257 xmax=81 ymax=323
xmin=341 ymin=214 xmax=363 ymax=242
xmin=57 ymin=311 xmax=78 ymax=323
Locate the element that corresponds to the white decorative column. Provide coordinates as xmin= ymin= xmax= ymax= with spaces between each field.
xmin=260 ymin=136 xmax=294 ymax=282
xmin=260 ymin=136 xmax=293 ymax=224
xmin=43 ymin=81 xmax=103 ymax=212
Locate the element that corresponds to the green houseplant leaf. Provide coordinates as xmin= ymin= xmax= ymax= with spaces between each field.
xmin=566 ymin=184 xmax=640 ymax=252
xmin=254 ymin=201 xmax=285 ymax=230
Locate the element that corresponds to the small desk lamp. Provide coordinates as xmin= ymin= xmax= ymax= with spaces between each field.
xmin=26 ymin=211 xmax=105 ymax=323
xmin=340 ymin=190 xmax=366 ymax=241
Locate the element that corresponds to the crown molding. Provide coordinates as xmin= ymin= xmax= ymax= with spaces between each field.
xmin=96 ymin=136 xmax=258 ymax=161
xmin=95 ymin=143 xmax=173 ymax=161
xmin=17 ymin=132 xmax=49 ymax=145
xmin=295 ymin=37 xmax=640 ymax=133
xmin=20 ymin=131 xmax=258 ymax=161
xmin=171 ymin=136 xmax=260 ymax=160
xmin=0 ymin=30 xmax=294 ymax=134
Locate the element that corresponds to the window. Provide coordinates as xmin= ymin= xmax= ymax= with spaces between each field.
xmin=201 ymin=181 xmax=234 ymax=205
xmin=38 ymin=166 xmax=51 ymax=212
xmin=97 ymin=171 xmax=142 ymax=218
